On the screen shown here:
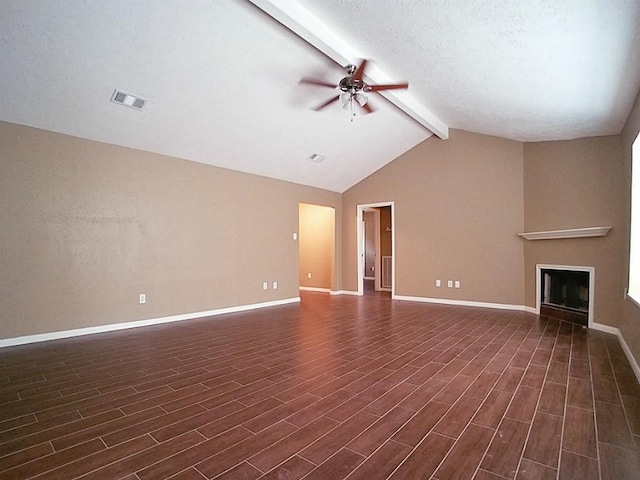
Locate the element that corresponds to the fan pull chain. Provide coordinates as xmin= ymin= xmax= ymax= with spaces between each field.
xmin=350 ymin=97 xmax=355 ymax=122
xmin=350 ymin=91 xmax=356 ymax=122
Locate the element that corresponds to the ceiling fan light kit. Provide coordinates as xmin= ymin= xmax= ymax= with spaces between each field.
xmin=299 ymin=59 xmax=408 ymax=120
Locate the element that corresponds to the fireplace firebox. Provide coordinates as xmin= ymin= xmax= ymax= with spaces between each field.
xmin=539 ymin=267 xmax=591 ymax=326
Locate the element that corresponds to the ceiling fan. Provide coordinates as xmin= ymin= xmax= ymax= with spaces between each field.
xmin=299 ymin=59 xmax=408 ymax=119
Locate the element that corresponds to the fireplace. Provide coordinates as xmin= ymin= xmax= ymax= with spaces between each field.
xmin=537 ymin=265 xmax=593 ymax=327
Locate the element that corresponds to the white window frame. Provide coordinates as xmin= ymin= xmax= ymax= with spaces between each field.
xmin=629 ymin=132 xmax=640 ymax=305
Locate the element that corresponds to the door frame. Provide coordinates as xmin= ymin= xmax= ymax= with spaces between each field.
xmin=363 ymin=208 xmax=381 ymax=289
xmin=357 ymin=202 xmax=395 ymax=296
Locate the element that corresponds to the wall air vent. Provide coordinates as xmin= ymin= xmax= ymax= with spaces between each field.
xmin=110 ymin=89 xmax=147 ymax=110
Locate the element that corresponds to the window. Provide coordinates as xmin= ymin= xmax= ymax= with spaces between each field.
xmin=630 ymin=132 xmax=640 ymax=302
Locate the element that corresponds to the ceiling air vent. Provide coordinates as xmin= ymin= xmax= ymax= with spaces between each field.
xmin=308 ymin=153 xmax=325 ymax=163
xmin=110 ymin=89 xmax=147 ymax=110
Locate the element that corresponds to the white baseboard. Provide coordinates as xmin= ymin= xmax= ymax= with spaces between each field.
xmin=4 ymin=292 xmax=640 ymax=386
xmin=617 ymin=330 xmax=640 ymax=385
xmin=591 ymin=322 xmax=640 ymax=385
xmin=393 ymin=295 xmax=640 ymax=383
xmin=393 ymin=294 xmax=533 ymax=313
xmin=0 ymin=297 xmax=301 ymax=349
xmin=590 ymin=322 xmax=619 ymax=335
xmin=299 ymin=286 xmax=331 ymax=293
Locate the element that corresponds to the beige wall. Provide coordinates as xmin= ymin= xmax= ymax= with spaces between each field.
xmin=4 ymin=100 xmax=639 ymax=373
xmin=379 ymin=206 xmax=392 ymax=258
xmin=523 ymin=136 xmax=625 ymax=327
xmin=0 ymin=122 xmax=341 ymax=339
xmin=298 ymin=203 xmax=334 ymax=289
xmin=342 ymin=129 xmax=525 ymax=305
xmin=620 ymin=89 xmax=640 ymax=364
xmin=363 ymin=211 xmax=376 ymax=276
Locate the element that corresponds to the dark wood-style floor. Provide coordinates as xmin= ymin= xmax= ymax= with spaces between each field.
xmin=1 ymin=291 xmax=640 ymax=479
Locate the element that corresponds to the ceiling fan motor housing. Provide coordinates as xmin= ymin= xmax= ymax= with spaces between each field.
xmin=339 ymin=76 xmax=365 ymax=93
xmin=339 ymin=63 xmax=365 ymax=93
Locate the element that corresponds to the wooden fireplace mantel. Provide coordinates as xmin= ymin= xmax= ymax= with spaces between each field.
xmin=518 ymin=226 xmax=612 ymax=241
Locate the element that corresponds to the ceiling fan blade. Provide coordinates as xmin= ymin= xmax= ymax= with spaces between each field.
xmin=360 ymin=102 xmax=375 ymax=114
xmin=299 ymin=77 xmax=337 ymax=88
xmin=352 ymin=59 xmax=368 ymax=81
xmin=312 ymin=95 xmax=340 ymax=111
xmin=365 ymin=83 xmax=409 ymax=92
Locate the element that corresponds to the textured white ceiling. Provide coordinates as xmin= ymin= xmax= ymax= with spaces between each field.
xmin=1 ymin=0 xmax=639 ymax=192
xmin=303 ymin=0 xmax=640 ymax=143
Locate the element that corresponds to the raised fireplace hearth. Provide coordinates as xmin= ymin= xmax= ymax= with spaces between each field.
xmin=538 ymin=265 xmax=593 ymax=327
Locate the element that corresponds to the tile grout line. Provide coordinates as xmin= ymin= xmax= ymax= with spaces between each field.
xmin=555 ymin=323 xmax=576 ymax=480
xmin=606 ymin=335 xmax=639 ymax=455
xmin=384 ymin=317 xmax=530 ymax=480
xmin=480 ymin=317 xmax=556 ymax=479
xmin=588 ymin=333 xmax=603 ymax=480
xmin=138 ymin=431 xmax=212 ymax=480
xmin=469 ymin=318 xmax=549 ymax=480
xmin=3 ymin=295 xmax=636 ymax=480
xmin=70 ymin=433 xmax=160 ymax=480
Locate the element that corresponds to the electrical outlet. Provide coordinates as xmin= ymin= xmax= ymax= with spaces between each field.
xmin=272 ymin=281 xmax=278 ymax=290
xmin=307 ymin=272 xmax=312 ymax=279
xmin=293 ymin=232 xmax=297 ymax=240
xmin=447 ymin=280 xmax=453 ymax=288
xmin=139 ymin=293 xmax=146 ymax=304
xmin=262 ymin=282 xmax=268 ymax=290
xmin=436 ymin=279 xmax=441 ymax=287
xmin=455 ymin=280 xmax=461 ymax=289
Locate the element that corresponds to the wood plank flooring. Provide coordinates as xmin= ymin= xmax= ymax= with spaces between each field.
xmin=1 ymin=291 xmax=640 ymax=479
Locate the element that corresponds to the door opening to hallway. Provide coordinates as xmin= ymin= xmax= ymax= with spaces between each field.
xmin=298 ymin=203 xmax=335 ymax=293
xmin=358 ymin=202 xmax=394 ymax=297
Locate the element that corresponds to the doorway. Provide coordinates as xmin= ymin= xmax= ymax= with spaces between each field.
xmin=363 ymin=209 xmax=379 ymax=292
xmin=357 ymin=202 xmax=394 ymax=296
xmin=298 ymin=203 xmax=335 ymax=293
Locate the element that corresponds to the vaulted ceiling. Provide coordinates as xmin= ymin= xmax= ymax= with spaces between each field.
xmin=2 ymin=0 xmax=639 ymax=192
